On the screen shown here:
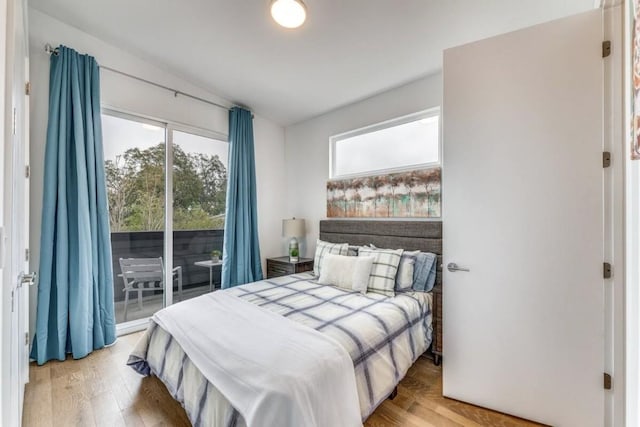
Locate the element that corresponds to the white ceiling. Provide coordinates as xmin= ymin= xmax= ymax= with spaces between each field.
xmin=29 ymin=0 xmax=595 ymax=126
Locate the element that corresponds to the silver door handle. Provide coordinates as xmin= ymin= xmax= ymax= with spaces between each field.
xmin=447 ymin=263 xmax=470 ymax=272
xmin=18 ymin=272 xmax=37 ymax=287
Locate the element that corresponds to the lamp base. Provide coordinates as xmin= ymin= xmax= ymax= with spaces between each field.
xmin=289 ymin=237 xmax=299 ymax=263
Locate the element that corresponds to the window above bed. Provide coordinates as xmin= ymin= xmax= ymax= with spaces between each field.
xmin=329 ymin=108 xmax=440 ymax=180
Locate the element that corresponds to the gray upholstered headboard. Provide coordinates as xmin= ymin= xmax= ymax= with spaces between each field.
xmin=319 ymin=219 xmax=442 ymax=289
xmin=319 ymin=219 xmax=444 ymax=361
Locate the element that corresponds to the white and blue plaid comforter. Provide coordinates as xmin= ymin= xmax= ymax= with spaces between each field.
xmin=128 ymin=272 xmax=433 ymax=426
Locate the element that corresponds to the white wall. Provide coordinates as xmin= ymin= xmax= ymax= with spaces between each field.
xmin=623 ymin=0 xmax=640 ymax=425
xmin=27 ymin=9 xmax=287 ymax=331
xmin=284 ymin=73 xmax=442 ymax=257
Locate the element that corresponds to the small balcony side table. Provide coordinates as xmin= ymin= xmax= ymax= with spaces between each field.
xmin=194 ymin=260 xmax=223 ymax=292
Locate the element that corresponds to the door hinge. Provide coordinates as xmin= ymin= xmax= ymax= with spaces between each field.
xmin=10 ymin=290 xmax=14 ymax=313
xmin=603 ymin=151 xmax=611 ymax=168
xmin=602 ymin=40 xmax=611 ymax=58
xmin=25 ymin=248 xmax=29 ymax=262
xmin=25 ymin=81 xmax=31 ymax=95
xmin=12 ymin=107 xmax=16 ymax=135
xmin=25 ymin=165 xmax=30 ymax=179
xmin=604 ymin=373 xmax=612 ymax=390
xmin=24 ymin=332 xmax=29 ymax=346
xmin=604 ymin=262 xmax=612 ymax=279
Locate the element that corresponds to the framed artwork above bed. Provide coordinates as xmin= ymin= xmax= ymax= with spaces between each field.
xmin=326 ymin=167 xmax=441 ymax=218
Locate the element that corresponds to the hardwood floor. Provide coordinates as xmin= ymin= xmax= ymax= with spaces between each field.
xmin=23 ymin=332 xmax=541 ymax=427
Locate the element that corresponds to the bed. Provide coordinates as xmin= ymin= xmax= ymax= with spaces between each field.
xmin=128 ymin=219 xmax=443 ymax=427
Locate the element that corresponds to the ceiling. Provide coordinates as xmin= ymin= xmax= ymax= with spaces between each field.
xmin=30 ymin=0 xmax=596 ymax=126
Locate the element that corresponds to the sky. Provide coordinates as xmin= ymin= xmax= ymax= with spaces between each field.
xmin=102 ymin=114 xmax=228 ymax=166
xmin=334 ymin=115 xmax=439 ymax=177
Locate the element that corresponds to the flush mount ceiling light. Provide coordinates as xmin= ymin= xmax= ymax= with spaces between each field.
xmin=271 ymin=0 xmax=307 ymax=29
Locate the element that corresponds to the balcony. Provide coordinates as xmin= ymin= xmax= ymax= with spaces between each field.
xmin=111 ymin=229 xmax=223 ymax=324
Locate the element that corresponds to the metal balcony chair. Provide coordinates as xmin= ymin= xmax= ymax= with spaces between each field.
xmin=118 ymin=257 xmax=183 ymax=322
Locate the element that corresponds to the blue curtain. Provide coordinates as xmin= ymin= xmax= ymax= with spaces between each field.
xmin=31 ymin=46 xmax=116 ymax=364
xmin=221 ymin=107 xmax=263 ymax=288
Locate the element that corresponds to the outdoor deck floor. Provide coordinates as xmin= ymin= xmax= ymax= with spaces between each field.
xmin=114 ymin=284 xmax=215 ymax=324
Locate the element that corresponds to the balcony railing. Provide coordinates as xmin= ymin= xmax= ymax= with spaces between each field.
xmin=111 ymin=229 xmax=224 ymax=302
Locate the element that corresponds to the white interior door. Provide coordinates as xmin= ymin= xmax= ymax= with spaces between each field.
xmin=442 ymin=9 xmax=604 ymax=427
xmin=5 ymin=0 xmax=30 ymax=425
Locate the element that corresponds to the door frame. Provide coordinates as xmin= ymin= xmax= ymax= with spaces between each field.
xmin=0 ymin=0 xmax=9 ymax=421
xmin=602 ymin=3 xmax=626 ymax=425
xmin=620 ymin=0 xmax=640 ymax=426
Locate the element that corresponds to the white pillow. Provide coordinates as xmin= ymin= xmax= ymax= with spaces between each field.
xmin=318 ymin=254 xmax=374 ymax=294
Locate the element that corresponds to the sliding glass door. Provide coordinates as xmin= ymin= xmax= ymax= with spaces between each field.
xmin=102 ymin=111 xmax=228 ymax=326
xmin=103 ymin=113 xmax=167 ymax=324
xmin=172 ymin=130 xmax=228 ymax=302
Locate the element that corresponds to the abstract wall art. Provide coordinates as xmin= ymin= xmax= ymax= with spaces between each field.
xmin=327 ymin=167 xmax=441 ymax=218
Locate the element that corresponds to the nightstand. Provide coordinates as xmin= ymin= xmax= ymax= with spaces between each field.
xmin=266 ymin=257 xmax=314 ymax=279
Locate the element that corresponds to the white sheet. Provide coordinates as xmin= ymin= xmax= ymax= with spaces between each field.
xmin=152 ymin=291 xmax=362 ymax=427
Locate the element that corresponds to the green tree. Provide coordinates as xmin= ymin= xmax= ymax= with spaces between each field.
xmin=123 ymin=145 xmax=165 ymax=231
xmin=192 ymin=153 xmax=227 ymax=216
xmin=106 ymin=155 xmax=136 ymax=232
xmin=106 ymin=142 xmax=227 ymax=232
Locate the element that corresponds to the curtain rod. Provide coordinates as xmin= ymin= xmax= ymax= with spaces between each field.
xmin=44 ymin=44 xmax=237 ymax=113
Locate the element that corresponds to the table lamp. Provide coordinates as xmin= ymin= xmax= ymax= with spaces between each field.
xmin=282 ymin=218 xmax=306 ymax=262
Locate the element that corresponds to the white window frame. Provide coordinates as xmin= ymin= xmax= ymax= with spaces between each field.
xmin=329 ymin=107 xmax=441 ymax=180
xmin=102 ymin=107 xmax=228 ymax=142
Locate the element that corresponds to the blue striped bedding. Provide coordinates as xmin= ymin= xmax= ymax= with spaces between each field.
xmin=128 ymin=272 xmax=433 ymax=426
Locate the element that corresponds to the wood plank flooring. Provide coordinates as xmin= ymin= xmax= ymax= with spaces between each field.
xmin=23 ymin=332 xmax=542 ymax=427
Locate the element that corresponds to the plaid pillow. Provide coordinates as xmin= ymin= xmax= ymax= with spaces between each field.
xmin=358 ymin=247 xmax=403 ymax=297
xmin=313 ymin=239 xmax=349 ymax=276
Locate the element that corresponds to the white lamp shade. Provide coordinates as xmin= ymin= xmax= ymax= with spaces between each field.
xmin=282 ymin=218 xmax=306 ymax=237
xmin=271 ymin=0 xmax=307 ymax=29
